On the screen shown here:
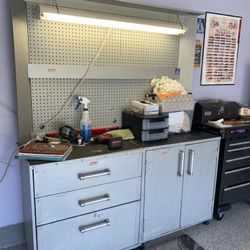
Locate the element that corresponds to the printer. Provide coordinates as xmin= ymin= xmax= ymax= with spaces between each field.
xmin=192 ymin=100 xmax=239 ymax=126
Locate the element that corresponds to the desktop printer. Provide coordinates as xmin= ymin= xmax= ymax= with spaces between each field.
xmin=192 ymin=100 xmax=239 ymax=126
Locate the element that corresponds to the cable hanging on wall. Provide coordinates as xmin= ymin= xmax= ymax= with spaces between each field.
xmin=38 ymin=27 xmax=112 ymax=130
xmin=0 ymin=148 xmax=18 ymax=183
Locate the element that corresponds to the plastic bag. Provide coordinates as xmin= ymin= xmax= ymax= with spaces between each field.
xmin=150 ymin=76 xmax=187 ymax=101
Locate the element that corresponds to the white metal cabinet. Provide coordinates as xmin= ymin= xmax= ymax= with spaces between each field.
xmin=22 ymin=149 xmax=143 ymax=250
xmin=143 ymin=139 xmax=219 ymax=242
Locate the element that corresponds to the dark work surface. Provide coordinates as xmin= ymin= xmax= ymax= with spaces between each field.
xmin=28 ymin=140 xmax=142 ymax=165
xmin=67 ymin=139 xmax=142 ymax=160
xmin=28 ymin=130 xmax=219 ymax=165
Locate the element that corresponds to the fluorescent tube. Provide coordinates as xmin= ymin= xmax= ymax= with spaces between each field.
xmin=39 ymin=5 xmax=186 ymax=35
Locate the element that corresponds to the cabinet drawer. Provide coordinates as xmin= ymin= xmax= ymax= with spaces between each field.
xmin=224 ymin=140 xmax=250 ymax=170
xmin=33 ymin=151 xmax=142 ymax=197
xmin=37 ymin=201 xmax=140 ymax=250
xmin=223 ymin=166 xmax=250 ymax=187
xmin=36 ymin=177 xmax=141 ymax=225
xmin=223 ymin=182 xmax=250 ymax=203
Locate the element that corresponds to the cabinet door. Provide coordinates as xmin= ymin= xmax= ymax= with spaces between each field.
xmin=180 ymin=140 xmax=219 ymax=228
xmin=144 ymin=145 xmax=184 ymax=241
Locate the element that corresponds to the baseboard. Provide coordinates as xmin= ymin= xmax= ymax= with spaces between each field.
xmin=0 ymin=223 xmax=25 ymax=249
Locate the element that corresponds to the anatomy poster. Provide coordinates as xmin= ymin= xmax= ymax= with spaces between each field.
xmin=201 ymin=12 xmax=242 ymax=85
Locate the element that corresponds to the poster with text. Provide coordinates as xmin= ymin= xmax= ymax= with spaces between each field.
xmin=201 ymin=12 xmax=242 ymax=85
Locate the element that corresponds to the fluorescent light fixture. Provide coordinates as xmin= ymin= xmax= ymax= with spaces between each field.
xmin=39 ymin=5 xmax=186 ymax=35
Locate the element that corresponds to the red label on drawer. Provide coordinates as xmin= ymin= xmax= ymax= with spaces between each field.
xmin=89 ymin=161 xmax=98 ymax=166
xmin=161 ymin=151 xmax=168 ymax=157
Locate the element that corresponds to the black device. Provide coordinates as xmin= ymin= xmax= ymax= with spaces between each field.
xmin=59 ymin=126 xmax=78 ymax=143
xmin=192 ymin=100 xmax=239 ymax=126
xmin=122 ymin=111 xmax=169 ymax=142
xmin=192 ymin=100 xmax=250 ymax=220
xmin=108 ymin=136 xmax=123 ymax=149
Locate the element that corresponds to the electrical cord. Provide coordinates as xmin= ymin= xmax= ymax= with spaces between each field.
xmin=0 ymin=160 xmax=8 ymax=165
xmin=55 ymin=0 xmax=59 ymax=14
xmin=177 ymin=14 xmax=184 ymax=31
xmin=0 ymin=101 xmax=17 ymax=116
xmin=0 ymin=101 xmax=18 ymax=183
xmin=0 ymin=147 xmax=19 ymax=183
xmin=0 ymin=139 xmax=36 ymax=183
xmin=38 ymin=28 xmax=112 ymax=130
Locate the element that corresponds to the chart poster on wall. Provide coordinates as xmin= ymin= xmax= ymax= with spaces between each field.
xmin=201 ymin=12 xmax=242 ymax=85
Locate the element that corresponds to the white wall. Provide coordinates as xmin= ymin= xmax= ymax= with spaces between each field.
xmin=0 ymin=0 xmax=250 ymax=228
xmin=0 ymin=0 xmax=23 ymax=227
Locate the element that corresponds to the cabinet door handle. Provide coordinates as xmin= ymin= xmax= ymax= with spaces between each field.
xmin=79 ymin=219 xmax=110 ymax=233
xmin=79 ymin=194 xmax=111 ymax=207
xmin=177 ymin=150 xmax=185 ymax=177
xmin=187 ymin=150 xmax=195 ymax=176
xmin=78 ymin=169 xmax=111 ymax=180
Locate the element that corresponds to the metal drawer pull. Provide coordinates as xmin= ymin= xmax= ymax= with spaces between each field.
xmin=79 ymin=219 xmax=110 ymax=233
xmin=225 ymin=166 xmax=250 ymax=174
xmin=224 ymin=182 xmax=250 ymax=192
xmin=177 ymin=150 xmax=185 ymax=177
xmin=229 ymin=141 xmax=250 ymax=147
xmin=226 ymin=155 xmax=250 ymax=163
xmin=187 ymin=150 xmax=195 ymax=176
xmin=79 ymin=194 xmax=110 ymax=207
xmin=78 ymin=169 xmax=111 ymax=180
xmin=227 ymin=146 xmax=250 ymax=152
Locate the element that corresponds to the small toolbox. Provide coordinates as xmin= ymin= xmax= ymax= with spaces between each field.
xmin=122 ymin=111 xmax=169 ymax=142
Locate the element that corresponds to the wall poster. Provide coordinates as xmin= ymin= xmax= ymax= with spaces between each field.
xmin=201 ymin=12 xmax=242 ymax=85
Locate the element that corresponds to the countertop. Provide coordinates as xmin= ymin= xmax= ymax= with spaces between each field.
xmin=29 ymin=130 xmax=220 ymax=165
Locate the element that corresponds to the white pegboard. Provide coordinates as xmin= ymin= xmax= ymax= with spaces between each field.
xmin=27 ymin=2 xmax=181 ymax=133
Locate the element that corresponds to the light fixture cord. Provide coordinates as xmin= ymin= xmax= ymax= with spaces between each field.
xmin=38 ymin=28 xmax=112 ymax=130
xmin=55 ymin=0 xmax=59 ymax=14
xmin=177 ymin=14 xmax=184 ymax=31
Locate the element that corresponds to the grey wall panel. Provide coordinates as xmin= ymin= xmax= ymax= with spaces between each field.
xmin=12 ymin=0 xmax=32 ymax=143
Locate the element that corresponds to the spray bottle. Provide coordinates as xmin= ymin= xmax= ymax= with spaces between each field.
xmin=76 ymin=96 xmax=92 ymax=142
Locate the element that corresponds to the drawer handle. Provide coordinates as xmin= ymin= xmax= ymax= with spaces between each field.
xmin=225 ymin=166 xmax=250 ymax=174
xmin=227 ymin=146 xmax=250 ymax=152
xmin=79 ymin=219 xmax=111 ymax=233
xmin=187 ymin=150 xmax=195 ymax=176
xmin=177 ymin=150 xmax=185 ymax=177
xmin=226 ymin=155 xmax=250 ymax=163
xmin=229 ymin=141 xmax=250 ymax=147
xmin=78 ymin=169 xmax=111 ymax=180
xmin=79 ymin=194 xmax=111 ymax=207
xmin=224 ymin=182 xmax=250 ymax=192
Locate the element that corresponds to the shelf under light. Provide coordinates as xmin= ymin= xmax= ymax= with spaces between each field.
xmin=39 ymin=4 xmax=186 ymax=35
